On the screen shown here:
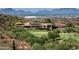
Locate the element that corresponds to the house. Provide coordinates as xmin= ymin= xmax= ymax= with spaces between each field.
xmin=15 ymin=21 xmax=61 ymax=31
xmin=23 ymin=22 xmax=55 ymax=31
xmin=15 ymin=21 xmax=58 ymax=31
xmin=23 ymin=22 xmax=31 ymax=28
xmin=55 ymin=23 xmax=65 ymax=28
xmin=41 ymin=23 xmax=54 ymax=31
xmin=23 ymin=22 xmax=41 ymax=28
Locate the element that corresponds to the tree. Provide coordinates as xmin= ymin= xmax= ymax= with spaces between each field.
xmin=46 ymin=18 xmax=52 ymax=23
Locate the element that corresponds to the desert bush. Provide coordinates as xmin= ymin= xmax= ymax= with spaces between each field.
xmin=40 ymin=35 xmax=49 ymax=44
xmin=64 ymin=27 xmax=75 ymax=33
xmin=12 ymin=28 xmax=31 ymax=40
xmin=54 ymin=39 xmax=79 ymax=50
xmin=48 ymin=29 xmax=60 ymax=41
xmin=26 ymin=36 xmax=39 ymax=45
xmin=74 ymin=27 xmax=79 ymax=33
xmin=65 ymin=23 xmax=75 ymax=28
xmin=31 ymin=43 xmax=43 ymax=50
xmin=12 ymin=28 xmax=48 ymax=45
xmin=44 ymin=42 xmax=55 ymax=50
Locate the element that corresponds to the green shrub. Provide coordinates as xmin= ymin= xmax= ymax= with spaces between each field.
xmin=74 ymin=27 xmax=79 ymax=33
xmin=12 ymin=28 xmax=32 ymax=40
xmin=26 ymin=36 xmax=40 ymax=45
xmin=31 ymin=43 xmax=43 ymax=50
xmin=65 ymin=23 xmax=75 ymax=27
xmin=44 ymin=42 xmax=55 ymax=50
xmin=40 ymin=35 xmax=49 ymax=44
xmin=48 ymin=29 xmax=60 ymax=41
xmin=54 ymin=39 xmax=79 ymax=50
xmin=65 ymin=27 xmax=75 ymax=33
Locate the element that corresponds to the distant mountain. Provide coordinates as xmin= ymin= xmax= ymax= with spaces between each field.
xmin=0 ymin=8 xmax=79 ymax=16
xmin=0 ymin=8 xmax=16 ymax=15
xmin=51 ymin=8 xmax=79 ymax=15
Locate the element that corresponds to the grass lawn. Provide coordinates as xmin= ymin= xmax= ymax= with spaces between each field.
xmin=31 ymin=31 xmax=48 ymax=37
xmin=29 ymin=29 xmax=48 ymax=37
xmin=28 ymin=29 xmax=79 ymax=41
xmin=60 ymin=33 xmax=79 ymax=41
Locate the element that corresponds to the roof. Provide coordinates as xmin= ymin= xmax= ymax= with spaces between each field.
xmin=15 ymin=22 xmax=23 ymax=25
xmin=55 ymin=23 xmax=65 ymax=27
xmin=24 ymin=22 xmax=31 ymax=26
xmin=23 ymin=22 xmax=53 ymax=27
xmin=41 ymin=23 xmax=52 ymax=25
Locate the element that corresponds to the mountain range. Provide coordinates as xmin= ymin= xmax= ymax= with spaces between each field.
xmin=0 ymin=8 xmax=79 ymax=16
